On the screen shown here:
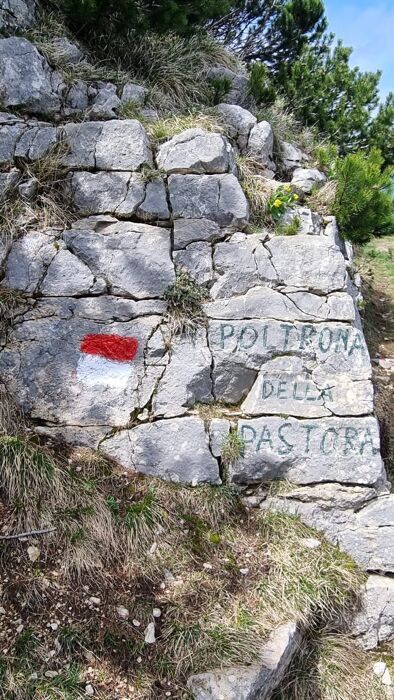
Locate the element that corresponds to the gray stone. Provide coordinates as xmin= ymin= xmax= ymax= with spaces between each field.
xmin=209 ymin=319 xmax=371 ymax=383
xmin=230 ymin=415 xmax=384 ymax=486
xmin=88 ymin=82 xmax=121 ymax=119
xmin=64 ymin=80 xmax=90 ymax=114
xmin=69 ymin=171 xmax=129 ymax=215
xmin=174 ymin=242 xmax=213 ymax=285
xmin=291 ymin=167 xmax=326 ymax=194
xmin=241 ymin=356 xmax=374 ymax=418
xmin=216 ymin=103 xmax=257 ymax=151
xmin=152 ymin=330 xmax=213 ymax=418
xmin=277 ymin=483 xmax=378 ymax=509
xmin=188 ymin=622 xmax=300 ymax=700
xmin=3 ymin=229 xmax=59 ymax=293
xmin=0 ymin=122 xmax=26 ymax=164
xmin=173 ymin=219 xmax=225 ymax=249
xmin=207 ymin=67 xmax=249 ymax=107
xmin=247 ymin=121 xmax=275 ymax=170
xmin=18 ymin=177 xmax=38 ymax=200
xmin=209 ymin=418 xmax=231 ymax=458
xmin=0 ymin=0 xmax=36 ymax=30
xmin=100 ymin=417 xmax=220 ymax=484
xmin=61 ymin=122 xmax=103 ymax=169
xmin=169 ymin=173 xmax=249 ymax=228
xmin=121 ymin=82 xmax=147 ymax=106
xmin=0 ymin=304 xmax=165 ymax=428
xmin=211 ymin=233 xmax=277 ymax=299
xmin=14 ymin=125 xmax=58 ymax=161
xmin=48 ymin=37 xmax=85 ymax=65
xmin=63 ymin=220 xmax=174 ymax=299
xmin=157 ymin=128 xmax=234 ymax=175
xmin=279 ymin=141 xmax=309 ymax=172
xmin=205 ymin=287 xmax=356 ymax=323
xmin=69 ymin=171 xmax=169 ymax=221
xmin=351 ymin=575 xmax=394 ymax=649
xmin=0 ymin=168 xmax=19 ymax=202
xmin=0 ymin=37 xmax=63 ymax=116
xmin=280 ymin=206 xmax=323 ymax=236
xmin=95 ymin=119 xmax=152 ymax=171
xmin=39 ymin=249 xmax=106 ymax=296
xmin=266 ymin=235 xmax=347 ymax=294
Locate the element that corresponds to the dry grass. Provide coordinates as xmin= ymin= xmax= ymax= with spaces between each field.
xmin=241 ymin=173 xmax=279 ymax=227
xmin=274 ymin=631 xmax=387 ymax=700
xmin=257 ymin=97 xmax=317 ymax=155
xmin=309 ymin=179 xmax=337 ymax=216
xmin=146 ymin=110 xmax=223 ymax=143
xmin=164 ymin=270 xmax=209 ymax=336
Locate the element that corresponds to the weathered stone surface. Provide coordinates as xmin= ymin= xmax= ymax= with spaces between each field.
xmin=209 ymin=418 xmax=231 ymax=457
xmin=351 ymin=575 xmax=394 ymax=649
xmin=279 ymin=141 xmax=309 ymax=172
xmin=230 ymin=416 xmax=384 ymax=486
xmin=0 ymin=37 xmax=63 ymax=116
xmin=48 ymin=37 xmax=84 ymax=65
xmin=69 ymin=171 xmax=169 ymax=221
xmin=291 ymin=167 xmax=326 ymax=194
xmin=211 ymin=233 xmax=277 ymax=299
xmin=153 ymin=330 xmax=213 ymax=418
xmin=241 ymin=356 xmax=374 ymax=418
xmin=88 ymin=82 xmax=120 ymax=119
xmin=169 ymin=174 xmax=249 ymax=228
xmin=100 ymin=417 xmax=220 ymax=484
xmin=174 ymin=242 xmax=213 ymax=285
xmin=0 ymin=0 xmax=36 ymax=30
xmin=121 ymin=82 xmax=147 ymax=106
xmin=18 ymin=176 xmax=38 ymax=200
xmin=3 ymin=229 xmax=59 ymax=293
xmin=277 ymin=483 xmax=378 ymax=509
xmin=205 ymin=287 xmax=356 ymax=323
xmin=0 ymin=300 xmax=165 ymax=427
xmin=15 ymin=125 xmax=58 ymax=161
xmin=0 ymin=168 xmax=19 ymax=201
xmin=247 ymin=121 xmax=275 ymax=170
xmin=0 ymin=122 xmax=26 ymax=164
xmin=261 ymin=493 xmax=394 ymax=573
xmin=216 ymin=103 xmax=257 ymax=151
xmin=209 ymin=319 xmax=370 ymax=381
xmin=157 ymin=129 xmax=235 ymax=175
xmin=207 ymin=67 xmax=248 ymax=107
xmin=280 ymin=206 xmax=323 ymax=236
xmin=265 ymin=236 xmax=347 ymax=293
xmin=188 ymin=622 xmax=300 ymax=700
xmin=61 ymin=122 xmax=103 ymax=169
xmin=64 ymin=80 xmax=89 ymax=115
xmin=39 ymin=249 xmax=106 ymax=296
xmin=63 ymin=220 xmax=174 ymax=299
xmin=173 ymin=219 xmax=225 ymax=249
xmin=95 ymin=120 xmax=152 ymax=171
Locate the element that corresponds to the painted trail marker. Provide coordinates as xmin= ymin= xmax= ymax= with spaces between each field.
xmin=77 ymin=334 xmax=139 ymax=388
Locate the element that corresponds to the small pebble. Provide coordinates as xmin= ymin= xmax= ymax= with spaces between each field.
xmin=116 ymin=606 xmax=129 ymax=621
xmin=85 ymin=684 xmax=94 ymax=696
xmin=239 ymin=568 xmax=249 ymax=575
xmin=203 ymin=563 xmax=213 ymax=570
xmin=27 ymin=545 xmax=40 ymax=562
xmin=88 ymin=597 xmax=101 ymax=606
xmin=132 ymin=619 xmax=141 ymax=627
xmin=144 ymin=622 xmax=156 ymax=644
xmin=152 ymin=608 xmax=161 ymax=618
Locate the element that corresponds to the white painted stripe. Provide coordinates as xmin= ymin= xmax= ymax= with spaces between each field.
xmin=77 ymin=354 xmax=133 ymax=388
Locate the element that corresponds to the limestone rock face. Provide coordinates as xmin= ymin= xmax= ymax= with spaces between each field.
xmin=157 ymin=128 xmax=235 ymax=174
xmin=101 ymin=417 xmax=220 ymax=485
xmin=207 ymin=67 xmax=249 ymax=107
xmin=216 ymin=103 xmax=257 ymax=150
xmin=0 ymin=37 xmax=63 ymax=116
xmin=247 ymin=121 xmax=275 ymax=171
xmin=351 ymin=575 xmax=394 ymax=649
xmin=291 ymin=167 xmax=326 ymax=193
xmin=169 ymin=173 xmax=249 ymax=228
xmin=279 ymin=141 xmax=309 ymax=172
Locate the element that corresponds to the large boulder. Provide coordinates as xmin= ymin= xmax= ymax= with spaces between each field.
xmin=0 ymin=37 xmax=63 ymax=116
xmin=216 ymin=103 xmax=257 ymax=151
xmin=291 ymin=167 xmax=326 ymax=194
xmin=169 ymin=173 xmax=249 ymax=228
xmin=100 ymin=417 xmax=220 ymax=485
xmin=207 ymin=66 xmax=249 ymax=107
xmin=279 ymin=141 xmax=309 ymax=173
xmin=247 ymin=121 xmax=275 ymax=171
xmin=157 ymin=128 xmax=235 ymax=174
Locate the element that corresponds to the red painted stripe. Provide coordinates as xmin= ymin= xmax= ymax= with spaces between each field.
xmin=80 ymin=334 xmax=139 ymax=361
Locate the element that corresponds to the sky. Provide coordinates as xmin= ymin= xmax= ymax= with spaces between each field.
xmin=324 ymin=0 xmax=394 ymax=101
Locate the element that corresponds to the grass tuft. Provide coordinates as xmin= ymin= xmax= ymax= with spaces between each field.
xmin=146 ymin=110 xmax=223 ymax=143
xmin=164 ymin=269 xmax=209 ymax=335
xmin=221 ymin=429 xmax=245 ymax=469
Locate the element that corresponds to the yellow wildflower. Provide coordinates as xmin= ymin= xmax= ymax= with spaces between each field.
xmin=284 ymin=184 xmax=291 ymax=192
xmin=294 ymin=194 xmax=299 ymax=201
xmin=273 ymin=199 xmax=282 ymax=208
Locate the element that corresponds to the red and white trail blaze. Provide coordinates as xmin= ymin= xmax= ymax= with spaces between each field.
xmin=77 ymin=334 xmax=139 ymax=388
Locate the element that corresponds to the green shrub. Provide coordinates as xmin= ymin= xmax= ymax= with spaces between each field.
xmin=332 ymin=149 xmax=394 ymax=244
xmin=248 ymin=62 xmax=276 ymax=106
xmin=209 ymin=75 xmax=233 ymax=105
